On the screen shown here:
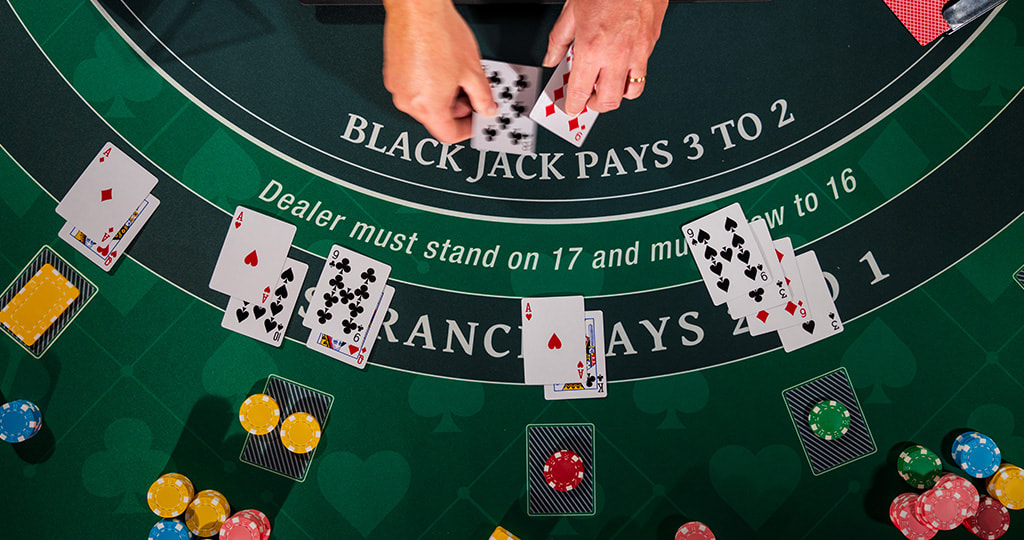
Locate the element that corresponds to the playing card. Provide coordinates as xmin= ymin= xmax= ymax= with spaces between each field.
xmin=522 ymin=295 xmax=585 ymax=385
xmin=746 ymin=237 xmax=811 ymax=336
xmin=307 ymin=285 xmax=394 ymax=369
xmin=209 ymin=206 xmax=297 ymax=305
xmin=883 ymin=0 xmax=950 ymax=45
xmin=58 ymin=194 xmax=160 ymax=272
xmin=681 ymin=203 xmax=776 ymax=306
xmin=778 ymin=251 xmax=844 ymax=352
xmin=221 ymin=258 xmax=309 ymax=347
xmin=544 ymin=310 xmax=607 ymax=400
xmin=726 ymin=219 xmax=790 ymax=319
xmin=528 ymin=46 xmax=599 ymax=147
xmin=471 ymin=60 xmax=541 ymax=155
xmin=55 ymin=142 xmax=158 ymax=242
xmin=303 ymin=244 xmax=392 ymax=350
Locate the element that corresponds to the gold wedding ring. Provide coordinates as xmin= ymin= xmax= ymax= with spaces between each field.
xmin=628 ymin=75 xmax=647 ymax=84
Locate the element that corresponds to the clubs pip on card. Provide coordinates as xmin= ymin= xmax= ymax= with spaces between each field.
xmin=472 ymin=60 xmax=541 ymax=156
xmin=59 ymin=194 xmax=160 ymax=272
xmin=209 ymin=206 xmax=297 ymax=305
xmin=681 ymin=203 xmax=777 ymax=307
xmin=221 ymin=258 xmax=309 ymax=347
xmin=521 ymin=295 xmax=586 ymax=385
xmin=303 ymin=244 xmax=392 ymax=353
xmin=544 ymin=310 xmax=607 ymax=400
xmin=529 ymin=46 xmax=600 ymax=147
xmin=55 ymin=142 xmax=158 ymax=242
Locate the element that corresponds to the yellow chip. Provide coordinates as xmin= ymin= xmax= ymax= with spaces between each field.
xmin=185 ymin=489 xmax=231 ymax=537
xmin=239 ymin=394 xmax=281 ymax=435
xmin=0 ymin=264 xmax=79 ymax=346
xmin=279 ymin=412 xmax=321 ymax=454
xmin=147 ymin=472 xmax=195 ymax=518
xmin=489 ymin=526 xmax=521 ymax=540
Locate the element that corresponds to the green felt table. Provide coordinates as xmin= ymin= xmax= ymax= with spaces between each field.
xmin=2 ymin=0 xmax=1024 ymax=538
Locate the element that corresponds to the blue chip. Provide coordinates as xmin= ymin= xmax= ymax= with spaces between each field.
xmin=957 ymin=431 xmax=1001 ymax=478
xmin=149 ymin=519 xmax=193 ymax=540
xmin=0 ymin=400 xmax=42 ymax=443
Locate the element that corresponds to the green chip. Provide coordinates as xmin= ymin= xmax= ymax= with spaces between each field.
xmin=807 ymin=399 xmax=850 ymax=441
xmin=897 ymin=444 xmax=943 ymax=489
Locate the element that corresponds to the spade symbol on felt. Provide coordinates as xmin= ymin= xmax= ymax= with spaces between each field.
xmin=716 ymin=277 xmax=730 ymax=292
xmin=243 ymin=250 xmax=258 ymax=267
xmin=720 ymin=248 xmax=733 ymax=262
xmin=548 ymin=333 xmax=562 ymax=350
xmin=802 ymin=320 xmax=816 ymax=334
xmin=724 ymin=217 xmax=738 ymax=232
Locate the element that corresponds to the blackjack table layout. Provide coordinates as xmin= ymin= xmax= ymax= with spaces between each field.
xmin=3 ymin=0 xmax=1024 ymax=538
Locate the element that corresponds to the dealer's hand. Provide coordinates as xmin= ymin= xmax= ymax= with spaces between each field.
xmin=382 ymin=0 xmax=497 ymax=143
xmin=543 ymin=0 xmax=669 ymax=116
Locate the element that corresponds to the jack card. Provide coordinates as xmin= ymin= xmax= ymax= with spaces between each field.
xmin=59 ymin=194 xmax=160 ymax=272
xmin=544 ymin=310 xmax=607 ymax=400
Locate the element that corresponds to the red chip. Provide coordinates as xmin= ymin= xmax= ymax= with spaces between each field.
xmin=894 ymin=493 xmax=938 ymax=540
xmin=964 ymin=496 xmax=1011 ymax=539
xmin=916 ymin=486 xmax=965 ymax=530
xmin=219 ymin=514 xmax=262 ymax=540
xmin=935 ymin=473 xmax=980 ymax=518
xmin=675 ymin=521 xmax=715 ymax=540
xmin=543 ymin=450 xmax=585 ymax=492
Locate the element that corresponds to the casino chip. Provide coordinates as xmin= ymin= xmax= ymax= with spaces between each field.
xmin=891 ymin=493 xmax=937 ymax=540
xmin=916 ymin=484 xmax=969 ymax=530
xmin=0 ymin=400 xmax=42 ymax=443
xmin=543 ymin=450 xmax=585 ymax=492
xmin=934 ymin=473 xmax=980 ymax=518
xmin=184 ymin=489 xmax=230 ymax=537
xmin=674 ymin=521 xmax=715 ymax=540
xmin=898 ymin=445 xmax=943 ymax=489
xmin=148 ymin=518 xmax=193 ymax=540
xmin=0 ymin=263 xmax=79 ymax=346
xmin=219 ymin=512 xmax=263 ymax=540
xmin=986 ymin=464 xmax=1024 ymax=510
xmin=235 ymin=509 xmax=272 ymax=540
xmin=147 ymin=473 xmax=195 ymax=518
xmin=965 ymin=495 xmax=1011 ymax=539
xmin=954 ymin=432 xmax=1002 ymax=479
xmin=808 ymin=399 xmax=850 ymax=440
xmin=279 ymin=412 xmax=321 ymax=454
xmin=238 ymin=394 xmax=281 ymax=435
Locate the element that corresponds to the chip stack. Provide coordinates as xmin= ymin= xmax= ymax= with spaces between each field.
xmin=0 ymin=400 xmax=42 ymax=443
xmin=964 ymin=495 xmax=1011 ymax=539
xmin=147 ymin=473 xmax=195 ymax=518
xmin=898 ymin=445 xmax=944 ymax=489
xmin=218 ymin=509 xmax=271 ymax=540
xmin=148 ymin=518 xmax=193 ymax=540
xmin=675 ymin=521 xmax=716 ymax=540
xmin=914 ymin=472 xmax=980 ymax=531
xmin=890 ymin=493 xmax=937 ymax=540
xmin=184 ymin=489 xmax=231 ymax=537
xmin=279 ymin=412 xmax=321 ymax=454
xmin=954 ymin=432 xmax=1002 ymax=479
xmin=238 ymin=394 xmax=281 ymax=436
xmin=987 ymin=464 xmax=1024 ymax=510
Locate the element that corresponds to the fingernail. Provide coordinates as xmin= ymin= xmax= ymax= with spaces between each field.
xmin=542 ymin=52 xmax=556 ymax=67
xmin=486 ymin=103 xmax=498 ymax=117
